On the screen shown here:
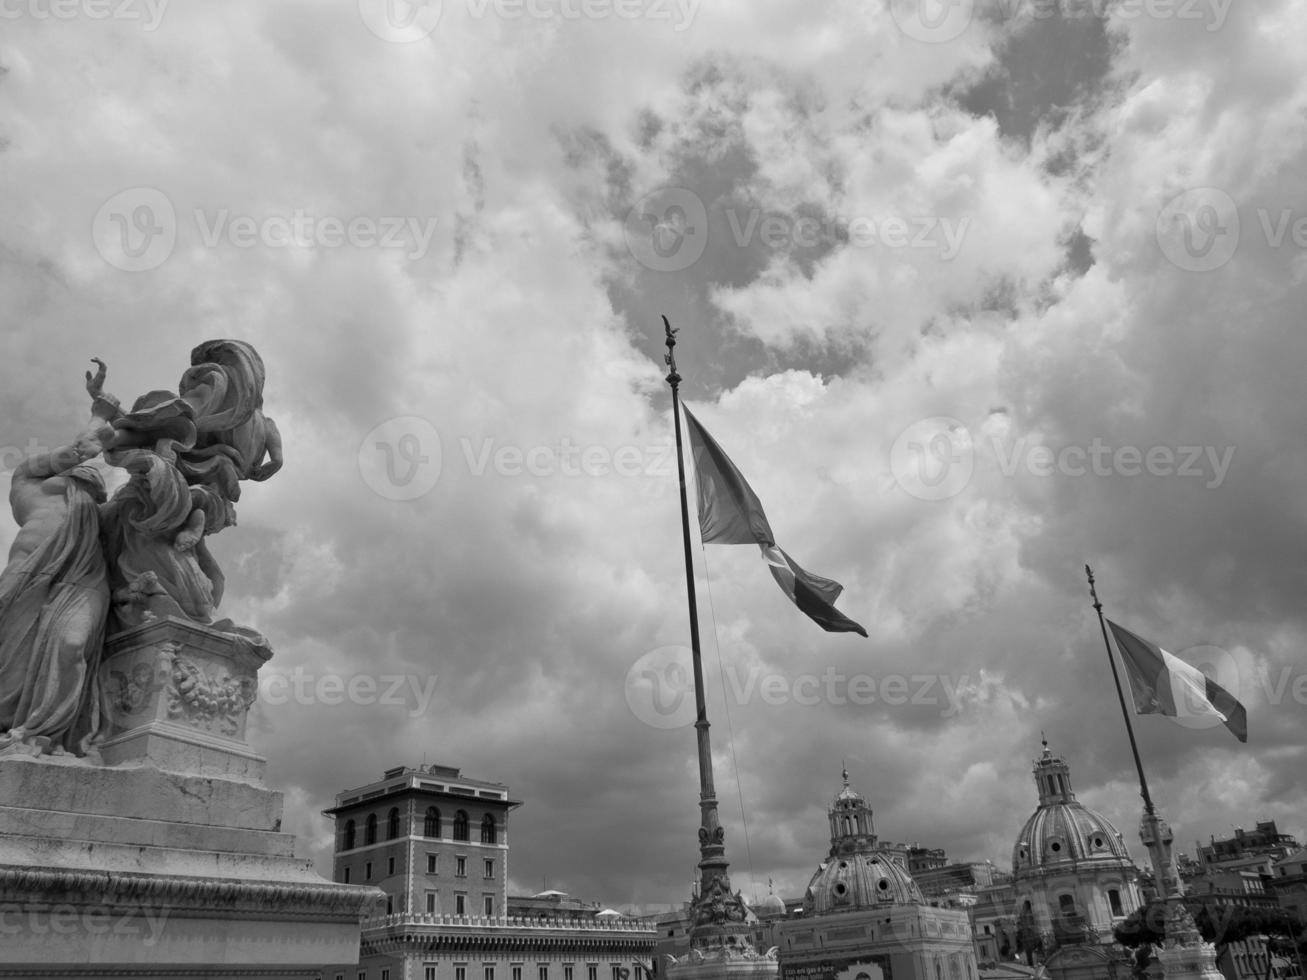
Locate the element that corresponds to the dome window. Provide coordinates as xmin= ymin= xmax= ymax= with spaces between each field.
xmin=834 ymin=883 xmax=848 ymax=897
xmin=1050 ymin=841 xmax=1062 ymax=853
xmin=838 ymin=861 xmax=848 ymax=870
xmin=877 ymin=879 xmax=890 ymax=891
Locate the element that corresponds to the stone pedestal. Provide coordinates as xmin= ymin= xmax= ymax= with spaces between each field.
xmin=0 ymin=618 xmax=382 ymax=979
xmin=667 ymin=950 xmax=779 ymax=980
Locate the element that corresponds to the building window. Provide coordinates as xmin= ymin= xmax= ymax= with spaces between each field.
xmin=539 ymin=966 xmax=548 ymax=980
xmin=513 ymin=967 xmax=523 ymax=980
xmin=427 ymin=891 xmax=437 ymax=914
xmin=426 ymin=807 xmax=442 ymax=838
xmin=343 ymin=820 xmax=356 ymax=851
xmin=366 ymin=813 xmax=378 ymax=845
xmin=382 ymin=968 xmax=391 ymax=980
xmin=386 ymin=894 xmax=394 ymax=914
xmin=587 ymin=966 xmax=597 ymax=980
xmin=485 ymin=895 xmax=494 ymax=916
xmin=482 ymin=814 xmax=497 ymax=844
xmin=428 ymin=853 xmax=438 ymax=874
xmin=454 ymin=811 xmax=469 ymax=841
xmin=456 ymin=894 xmax=466 ymax=915
xmin=343 ymin=866 xmax=351 ymax=884
xmin=457 ymin=967 xmax=467 ymax=980
xmin=365 ymin=861 xmax=373 ymax=881
xmin=613 ymin=967 xmax=623 ymax=980
xmin=388 ymin=807 xmax=401 ymax=841
xmin=486 ymin=967 xmax=496 ymax=980
xmin=485 ymin=859 xmax=494 ymax=878
xmin=426 ymin=968 xmax=438 ymax=980
xmin=457 ymin=857 xmax=467 ymax=877
xmin=359 ymin=973 xmax=366 ymax=980
xmin=565 ymin=966 xmax=574 ymax=980
xmin=388 ymin=856 xmax=396 ymax=876
xmin=1109 ymin=889 xmax=1124 ymax=916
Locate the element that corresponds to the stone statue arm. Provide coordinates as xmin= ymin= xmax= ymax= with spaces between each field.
xmin=85 ymin=357 xmax=123 ymax=423
xmin=249 ymin=415 xmax=282 ymax=482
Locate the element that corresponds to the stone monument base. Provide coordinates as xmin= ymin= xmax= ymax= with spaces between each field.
xmin=0 ymin=756 xmax=380 ymax=979
xmin=0 ymin=618 xmax=380 ymax=979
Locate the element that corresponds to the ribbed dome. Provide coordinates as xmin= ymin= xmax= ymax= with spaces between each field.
xmin=1012 ymin=740 xmax=1133 ymax=873
xmin=1013 ymin=802 xmax=1132 ymax=871
xmin=806 ymin=852 xmax=924 ymax=913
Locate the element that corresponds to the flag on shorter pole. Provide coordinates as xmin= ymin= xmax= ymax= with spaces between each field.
xmin=1106 ymin=620 xmax=1247 ymax=743
xmin=681 ymin=406 xmax=867 ymax=638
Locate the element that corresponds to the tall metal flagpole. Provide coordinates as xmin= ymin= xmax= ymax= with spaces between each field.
xmin=663 ymin=316 xmax=748 ymax=952
xmin=1086 ymin=564 xmax=1156 ymax=816
xmin=1085 ymin=565 xmax=1215 ymax=979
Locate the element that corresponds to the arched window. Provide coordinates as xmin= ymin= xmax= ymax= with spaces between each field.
xmin=1108 ymin=889 xmax=1124 ymax=917
xmin=387 ymin=807 xmax=401 ymax=840
xmin=481 ymin=814 xmax=497 ymax=844
xmin=425 ymin=807 xmax=441 ymax=838
xmin=453 ymin=810 xmax=469 ymax=841
xmin=343 ymin=820 xmax=356 ymax=851
xmin=365 ymin=812 xmax=378 ymax=845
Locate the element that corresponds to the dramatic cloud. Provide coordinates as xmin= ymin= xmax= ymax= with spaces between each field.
xmin=0 ymin=0 xmax=1303 ymax=910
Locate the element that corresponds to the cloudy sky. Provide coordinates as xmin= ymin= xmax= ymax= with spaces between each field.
xmin=2 ymin=0 xmax=1305 ymax=912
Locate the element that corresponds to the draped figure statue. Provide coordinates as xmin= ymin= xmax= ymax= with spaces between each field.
xmin=0 ymin=341 xmax=282 ymax=760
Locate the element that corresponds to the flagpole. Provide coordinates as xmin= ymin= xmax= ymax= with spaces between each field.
xmin=663 ymin=317 xmax=739 ymax=944
xmin=1085 ymin=564 xmax=1156 ymax=816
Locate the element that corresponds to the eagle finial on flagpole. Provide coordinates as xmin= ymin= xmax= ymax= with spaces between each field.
xmin=663 ymin=315 xmax=680 ymax=388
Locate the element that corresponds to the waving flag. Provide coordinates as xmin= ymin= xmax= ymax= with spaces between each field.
xmin=681 ymin=406 xmax=867 ymax=638
xmin=1107 ymin=620 xmax=1247 ymax=742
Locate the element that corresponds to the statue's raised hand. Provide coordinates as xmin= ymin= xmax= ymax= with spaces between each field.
xmin=85 ymin=358 xmax=107 ymax=399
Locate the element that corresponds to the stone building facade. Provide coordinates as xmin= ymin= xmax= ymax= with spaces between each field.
xmin=321 ymin=764 xmax=657 ymax=980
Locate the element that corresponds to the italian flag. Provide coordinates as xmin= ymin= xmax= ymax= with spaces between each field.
xmin=681 ymin=406 xmax=867 ymax=638
xmin=1107 ymin=620 xmax=1247 ymax=743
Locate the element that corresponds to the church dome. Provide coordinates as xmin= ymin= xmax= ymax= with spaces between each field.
xmin=1012 ymin=740 xmax=1133 ymax=874
xmin=757 ymin=891 xmax=786 ymax=916
xmin=803 ymin=767 xmax=926 ymax=913
xmin=806 ymin=851 xmax=925 ymax=913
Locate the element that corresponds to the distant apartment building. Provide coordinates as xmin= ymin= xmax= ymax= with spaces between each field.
xmin=320 ymin=764 xmax=656 ymax=980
